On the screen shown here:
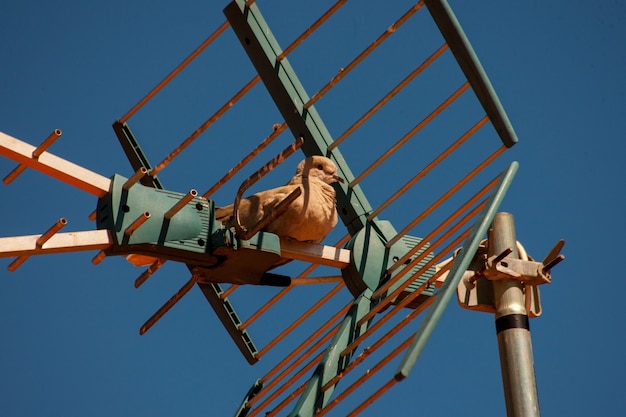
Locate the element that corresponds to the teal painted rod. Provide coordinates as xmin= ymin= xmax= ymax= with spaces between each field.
xmin=395 ymin=160 xmax=518 ymax=379
xmin=424 ymin=0 xmax=519 ymax=147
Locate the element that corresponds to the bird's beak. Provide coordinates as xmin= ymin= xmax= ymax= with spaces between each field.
xmin=334 ymin=175 xmax=345 ymax=184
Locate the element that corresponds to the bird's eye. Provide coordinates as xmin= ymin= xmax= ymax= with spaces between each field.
xmin=317 ymin=164 xmax=323 ymax=170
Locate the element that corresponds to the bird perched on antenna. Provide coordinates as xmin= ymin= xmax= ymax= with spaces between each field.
xmin=216 ymin=155 xmax=343 ymax=243
xmin=126 ymin=155 xmax=343 ymax=266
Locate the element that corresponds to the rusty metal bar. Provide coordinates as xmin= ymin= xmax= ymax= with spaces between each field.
xmin=4 ymin=129 xmax=62 ymax=185
xmin=92 ymin=250 xmax=107 ymax=265
xmin=248 ymin=351 xmax=325 ymax=416
xmin=119 ymin=22 xmax=230 ymax=123
xmin=246 ymin=314 xmax=348 ymax=412
xmin=368 ymin=115 xmax=489 ymax=223
xmin=134 ymin=258 xmax=166 ymax=288
xmin=219 ymin=284 xmax=239 ymax=300
xmin=304 ymin=1 xmax=426 ymax=110
xmin=139 ymin=274 xmax=197 ymax=335
xmin=341 ymin=260 xmax=451 ymax=360
xmin=256 ymin=282 xmax=344 ymax=358
xmin=36 ymin=218 xmax=68 ymax=247
xmin=387 ymin=172 xmax=499 ymax=274
xmin=264 ymin=380 xmax=309 ymax=417
xmin=240 ymin=234 xmax=350 ymax=330
xmin=150 ymin=0 xmax=347 ymax=181
xmin=361 ymin=226 xmax=472 ymax=326
xmin=7 ymin=218 xmax=68 ymax=272
xmin=328 ymin=43 xmax=449 ymax=152
xmin=316 ymin=335 xmax=414 ymax=417
xmin=124 ymin=212 xmax=151 ymax=237
xmin=346 ymin=378 xmax=399 ymax=417
xmin=164 ymin=189 xmax=198 ymax=220
xmin=32 ymin=129 xmax=63 ymax=158
xmin=277 ymin=0 xmax=347 ymax=61
xmin=259 ymin=302 xmax=351 ymax=386
xmin=233 ymin=137 xmax=304 ymax=240
xmin=351 ymin=81 xmax=471 ymax=187
xmin=201 ymin=123 xmax=287 ymax=199
xmin=7 ymin=255 xmax=28 ymax=272
xmin=150 ymin=75 xmax=261 ymax=177
xmin=385 ymin=144 xmax=506 ymax=253
xmin=122 ymin=167 xmax=148 ymax=191
xmin=239 ymin=267 xmax=312 ymax=329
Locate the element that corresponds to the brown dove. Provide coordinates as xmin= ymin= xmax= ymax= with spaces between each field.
xmin=215 ymin=155 xmax=343 ymax=243
xmin=126 ymin=155 xmax=342 ymax=267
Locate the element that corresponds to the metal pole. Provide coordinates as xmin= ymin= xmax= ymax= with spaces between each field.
xmin=490 ymin=212 xmax=540 ymax=417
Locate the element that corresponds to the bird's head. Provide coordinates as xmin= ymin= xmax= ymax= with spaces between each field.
xmin=296 ymin=155 xmax=344 ymax=185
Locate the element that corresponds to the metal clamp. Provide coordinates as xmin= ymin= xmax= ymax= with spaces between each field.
xmin=453 ymin=239 xmax=565 ymax=317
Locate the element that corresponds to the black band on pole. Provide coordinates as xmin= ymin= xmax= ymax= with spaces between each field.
xmin=495 ymin=314 xmax=529 ymax=334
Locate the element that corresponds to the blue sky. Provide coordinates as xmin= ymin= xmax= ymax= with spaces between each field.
xmin=1 ymin=1 xmax=625 ymax=416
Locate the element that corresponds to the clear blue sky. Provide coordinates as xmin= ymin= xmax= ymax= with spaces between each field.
xmin=1 ymin=1 xmax=624 ymax=416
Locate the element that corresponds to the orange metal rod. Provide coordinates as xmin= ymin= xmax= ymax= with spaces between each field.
xmin=346 ymin=378 xmax=398 ymax=417
xmin=368 ymin=115 xmax=489 ymax=223
xmin=122 ymin=167 xmax=148 ymax=191
xmin=245 ymin=318 xmax=347 ymax=415
xmin=371 ymin=187 xmax=493 ymax=302
xmin=10 ymin=218 xmax=70 ymax=270
xmin=164 ymin=189 xmax=198 ymax=220
xmin=385 ymin=145 xmax=506 ymax=259
xmin=259 ymin=302 xmax=350 ymax=386
xmin=91 ymin=250 xmax=107 ymax=265
xmin=219 ymin=284 xmax=239 ymax=300
xmin=150 ymin=75 xmax=260 ymax=177
xmin=329 ymin=43 xmax=449 ymax=152
xmin=316 ymin=335 xmax=414 ymax=417
xmin=387 ymin=173 xmax=499 ymax=274
xmin=376 ymin=212 xmax=481 ymax=306
xmin=202 ymin=0 xmax=346 ymax=200
xmin=36 ymin=218 xmax=68 ymax=247
xmin=201 ymin=123 xmax=287 ymax=199
xmin=124 ymin=212 xmax=151 ymax=236
xmin=278 ymin=0 xmax=348 ymax=61
xmin=351 ymin=81 xmax=470 ymax=188
xmin=119 ymin=22 xmax=230 ymax=123
xmin=248 ymin=351 xmax=326 ymax=417
xmin=240 ymin=234 xmax=349 ymax=330
xmin=364 ymin=224 xmax=474 ymax=324
xmin=240 ymin=273 xmax=308 ymax=330
xmin=305 ymin=1 xmax=425 ymax=110
xmin=337 ymin=290 xmax=438 ymax=370
xmin=261 ymin=378 xmax=310 ymax=417
xmin=4 ymin=128 xmax=62 ymax=185
xmin=259 ymin=302 xmax=352 ymax=385
xmin=342 ymin=257 xmax=456 ymax=360
xmin=7 ymin=255 xmax=28 ymax=272
xmin=231 ymin=136 xmax=304 ymax=240
xmin=32 ymin=129 xmax=62 ymax=158
xmin=376 ymin=197 xmax=490 ymax=300
xmin=360 ymin=226 xmax=472 ymax=326
xmin=257 ymin=282 xmax=344 ymax=358
xmin=140 ymin=275 xmax=197 ymax=335
xmin=149 ymin=0 xmax=348 ymax=181
xmin=247 ymin=320 xmax=344 ymax=412
xmin=134 ymin=258 xmax=166 ymax=288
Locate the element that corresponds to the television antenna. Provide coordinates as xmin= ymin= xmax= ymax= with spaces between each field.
xmin=0 ymin=1 xmax=563 ymax=415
